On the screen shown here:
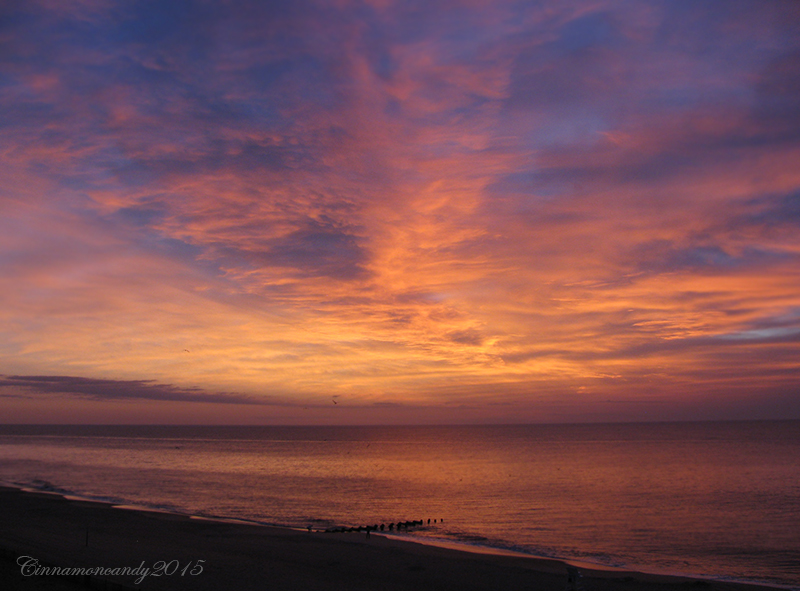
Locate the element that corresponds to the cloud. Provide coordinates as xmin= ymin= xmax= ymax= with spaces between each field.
xmin=211 ymin=217 xmax=370 ymax=281
xmin=446 ymin=328 xmax=484 ymax=346
xmin=0 ymin=375 xmax=270 ymax=405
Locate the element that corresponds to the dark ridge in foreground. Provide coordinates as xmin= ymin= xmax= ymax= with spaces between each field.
xmin=0 ymin=486 xmax=786 ymax=591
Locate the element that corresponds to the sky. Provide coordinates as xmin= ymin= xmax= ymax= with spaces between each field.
xmin=1 ymin=0 xmax=799 ymax=425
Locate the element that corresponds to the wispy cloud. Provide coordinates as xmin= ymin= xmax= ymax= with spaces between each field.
xmin=0 ymin=375 xmax=268 ymax=405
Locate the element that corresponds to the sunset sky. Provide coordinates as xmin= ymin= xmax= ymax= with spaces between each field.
xmin=1 ymin=0 xmax=799 ymax=424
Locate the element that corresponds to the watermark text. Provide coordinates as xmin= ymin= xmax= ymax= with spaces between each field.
xmin=17 ymin=555 xmax=205 ymax=585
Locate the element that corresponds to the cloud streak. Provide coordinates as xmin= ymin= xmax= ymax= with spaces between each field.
xmin=0 ymin=375 xmax=268 ymax=405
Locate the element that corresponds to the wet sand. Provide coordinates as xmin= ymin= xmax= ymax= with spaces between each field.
xmin=0 ymin=486 xmax=785 ymax=591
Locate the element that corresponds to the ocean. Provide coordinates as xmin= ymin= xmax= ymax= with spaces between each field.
xmin=0 ymin=421 xmax=798 ymax=588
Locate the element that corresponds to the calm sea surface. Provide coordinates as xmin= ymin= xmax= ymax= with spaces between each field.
xmin=0 ymin=421 xmax=798 ymax=587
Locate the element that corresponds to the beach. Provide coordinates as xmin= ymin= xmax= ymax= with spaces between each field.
xmin=0 ymin=485 xmax=787 ymax=591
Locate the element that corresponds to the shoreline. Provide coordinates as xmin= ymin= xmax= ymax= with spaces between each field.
xmin=7 ymin=482 xmax=790 ymax=589
xmin=0 ymin=484 xmax=792 ymax=591
xmin=356 ymin=531 xmax=798 ymax=590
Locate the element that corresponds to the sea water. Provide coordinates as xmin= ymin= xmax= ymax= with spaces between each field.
xmin=0 ymin=421 xmax=798 ymax=588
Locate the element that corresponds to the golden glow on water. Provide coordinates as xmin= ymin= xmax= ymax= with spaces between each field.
xmin=1 ymin=423 xmax=798 ymax=586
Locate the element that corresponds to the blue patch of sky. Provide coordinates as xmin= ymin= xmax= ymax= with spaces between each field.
xmin=530 ymin=112 xmax=614 ymax=149
xmin=0 ymin=70 xmax=16 ymax=89
xmin=0 ymin=99 xmax=55 ymax=130
xmin=717 ymin=308 xmax=800 ymax=345
xmin=557 ymin=13 xmax=614 ymax=53
xmin=270 ymin=55 xmax=343 ymax=111
xmin=768 ymin=191 xmax=800 ymax=222
xmin=630 ymin=240 xmax=796 ymax=276
xmin=103 ymin=204 xmax=222 ymax=276
xmin=383 ymin=97 xmax=402 ymax=118
xmin=742 ymin=191 xmax=800 ymax=228
xmin=672 ymin=246 xmax=739 ymax=269
xmin=720 ymin=327 xmax=800 ymax=342
xmin=485 ymin=171 xmax=571 ymax=201
xmin=112 ymin=0 xmax=211 ymax=46
xmin=116 ymin=205 xmax=166 ymax=227
xmin=151 ymin=236 xmax=207 ymax=266
xmin=100 ymin=148 xmax=162 ymax=188
xmin=667 ymin=245 xmax=793 ymax=272
xmin=369 ymin=50 xmax=397 ymax=81
xmin=246 ymin=60 xmax=296 ymax=90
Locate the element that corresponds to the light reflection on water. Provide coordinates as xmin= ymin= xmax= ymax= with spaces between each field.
xmin=0 ymin=421 xmax=798 ymax=587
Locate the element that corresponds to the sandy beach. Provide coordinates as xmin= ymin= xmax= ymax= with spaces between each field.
xmin=0 ymin=485 xmax=787 ymax=591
